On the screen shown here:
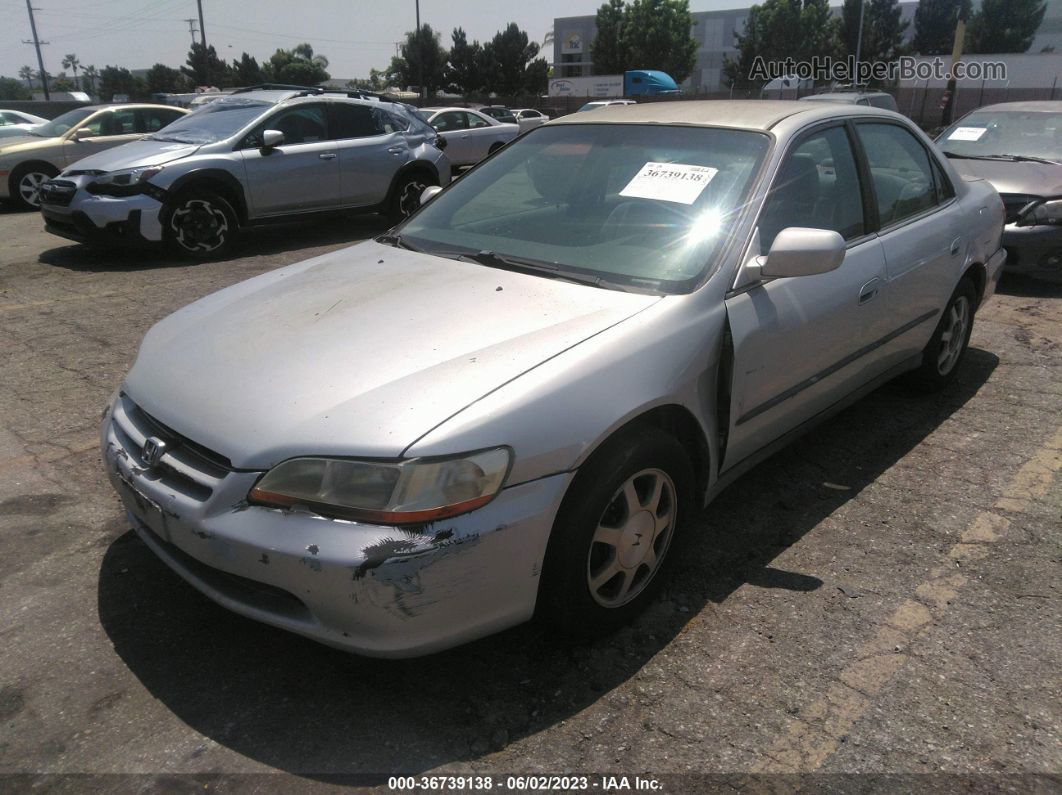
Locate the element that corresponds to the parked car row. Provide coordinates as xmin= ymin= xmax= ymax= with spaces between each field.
xmin=100 ymin=98 xmax=1009 ymax=657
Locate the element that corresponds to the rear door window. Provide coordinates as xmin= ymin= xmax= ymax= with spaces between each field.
xmin=432 ymin=111 xmax=467 ymax=132
xmin=856 ymin=122 xmax=937 ymax=227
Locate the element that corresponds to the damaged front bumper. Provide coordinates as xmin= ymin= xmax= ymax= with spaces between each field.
xmin=100 ymin=396 xmax=571 ymax=658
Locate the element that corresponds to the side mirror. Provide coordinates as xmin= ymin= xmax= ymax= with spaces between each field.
xmin=420 ymin=185 xmax=443 ymax=205
xmin=759 ymin=227 xmax=846 ymax=278
xmin=434 ymin=134 xmax=447 ymax=150
xmin=261 ymin=129 xmax=284 ymax=149
xmin=74 ymin=127 xmax=96 ymax=141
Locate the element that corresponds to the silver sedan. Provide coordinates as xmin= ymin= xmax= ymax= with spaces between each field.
xmin=102 ymin=100 xmax=1006 ymax=657
xmin=417 ymin=106 xmax=519 ymax=166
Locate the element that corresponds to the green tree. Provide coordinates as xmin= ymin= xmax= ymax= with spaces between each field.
xmin=232 ymin=52 xmax=266 ymax=85
xmin=98 ymin=66 xmax=147 ymax=101
xmin=591 ymin=0 xmax=629 ymax=75
xmin=912 ymin=0 xmax=971 ymax=55
xmin=841 ymin=0 xmax=910 ymax=65
xmin=146 ymin=63 xmax=183 ymax=94
xmin=183 ymin=42 xmax=233 ymax=87
xmin=445 ymin=27 xmax=486 ymax=95
xmin=347 ymin=68 xmax=388 ymax=92
xmin=52 ymin=72 xmax=75 ymax=92
xmin=82 ymin=65 xmax=99 ymax=96
xmin=967 ymin=0 xmax=1045 ymax=54
xmin=61 ymin=54 xmax=81 ymax=91
xmin=724 ymin=0 xmax=841 ymax=89
xmin=264 ymin=43 xmax=330 ymax=85
xmin=524 ymin=57 xmax=550 ymax=94
xmin=624 ymin=0 xmax=698 ymax=83
xmin=18 ymin=65 xmax=33 ymax=90
xmin=0 ymin=76 xmax=32 ymax=100
xmin=485 ymin=23 xmax=540 ymax=96
xmin=388 ymin=24 xmax=449 ymax=96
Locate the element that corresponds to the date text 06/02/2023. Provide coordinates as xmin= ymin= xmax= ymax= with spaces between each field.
xmin=387 ymin=775 xmax=663 ymax=791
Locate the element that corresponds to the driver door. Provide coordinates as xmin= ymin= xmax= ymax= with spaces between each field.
xmin=721 ymin=122 xmax=890 ymax=472
xmin=61 ymin=108 xmax=143 ymax=165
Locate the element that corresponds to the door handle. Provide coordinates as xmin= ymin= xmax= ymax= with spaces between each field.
xmin=950 ymin=237 xmax=963 ymax=256
xmin=859 ymin=277 xmax=881 ymax=305
xmin=319 ymin=152 xmax=337 ymax=160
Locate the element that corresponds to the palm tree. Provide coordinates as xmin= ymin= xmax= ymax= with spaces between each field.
xmin=62 ymin=53 xmax=81 ymax=91
xmin=82 ymin=64 xmax=99 ymax=96
xmin=18 ymin=65 xmax=33 ymax=90
xmin=543 ymin=27 xmax=555 ymax=49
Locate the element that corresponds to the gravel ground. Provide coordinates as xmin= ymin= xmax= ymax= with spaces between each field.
xmin=0 ymin=205 xmax=1059 ymax=791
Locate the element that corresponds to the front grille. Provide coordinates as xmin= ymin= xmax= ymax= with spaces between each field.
xmin=999 ymin=193 xmax=1040 ymax=224
xmin=40 ymin=179 xmax=76 ymax=207
xmin=111 ymin=394 xmax=232 ymax=502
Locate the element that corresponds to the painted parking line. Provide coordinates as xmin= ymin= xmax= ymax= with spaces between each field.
xmin=752 ymin=426 xmax=1062 ymax=773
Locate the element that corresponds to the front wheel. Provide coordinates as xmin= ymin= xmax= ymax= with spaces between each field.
xmin=907 ymin=278 xmax=976 ymax=391
xmin=11 ymin=163 xmax=58 ymax=210
xmin=387 ymin=172 xmax=433 ymax=224
xmin=537 ymin=425 xmax=694 ymax=635
xmin=164 ymin=190 xmax=238 ymax=260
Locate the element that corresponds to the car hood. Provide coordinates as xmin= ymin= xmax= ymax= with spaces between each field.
xmin=62 ymin=139 xmax=200 ymax=172
xmin=949 ymin=157 xmax=1062 ymax=197
xmin=125 ymin=241 xmax=659 ymax=469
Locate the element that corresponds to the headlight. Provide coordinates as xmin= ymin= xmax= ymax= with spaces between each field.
xmin=248 ymin=448 xmax=512 ymax=524
xmin=92 ymin=166 xmax=163 ymax=186
xmin=1018 ymin=198 xmax=1062 ymax=226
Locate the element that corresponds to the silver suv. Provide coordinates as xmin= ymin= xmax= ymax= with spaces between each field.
xmin=40 ymin=88 xmax=450 ymax=258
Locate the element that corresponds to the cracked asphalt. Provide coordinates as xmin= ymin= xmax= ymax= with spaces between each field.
xmin=0 ymin=205 xmax=1059 ymax=790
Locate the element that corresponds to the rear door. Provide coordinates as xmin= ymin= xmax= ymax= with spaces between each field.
xmin=854 ymin=121 xmax=965 ymax=362
xmin=331 ymin=103 xmax=408 ymax=207
xmin=238 ymin=103 xmax=340 ymax=216
xmin=722 ymin=122 xmax=890 ymax=471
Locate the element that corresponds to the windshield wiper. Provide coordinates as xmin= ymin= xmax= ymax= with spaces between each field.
xmin=375 ymin=231 xmax=423 ymax=251
xmin=944 ymin=151 xmax=1062 ymax=166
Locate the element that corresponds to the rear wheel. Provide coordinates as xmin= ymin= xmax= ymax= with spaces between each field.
xmin=537 ymin=425 xmax=694 ymax=635
xmin=907 ymin=278 xmax=976 ymax=391
xmin=11 ymin=163 xmax=58 ymax=210
xmin=387 ymin=171 xmax=433 ymax=224
xmin=164 ymin=190 xmax=238 ymax=260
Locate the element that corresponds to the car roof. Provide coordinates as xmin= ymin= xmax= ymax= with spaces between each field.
xmin=969 ymin=100 xmax=1062 ymax=113
xmin=550 ymin=99 xmax=900 ymax=131
xmin=78 ymin=103 xmax=187 ymax=112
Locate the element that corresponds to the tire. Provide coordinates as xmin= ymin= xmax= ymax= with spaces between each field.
xmin=907 ymin=278 xmax=977 ymax=391
xmin=488 ymin=142 xmax=504 ymax=156
xmin=537 ymin=425 xmax=695 ymax=636
xmin=164 ymin=190 xmax=238 ymax=260
xmin=10 ymin=163 xmax=58 ymax=211
xmin=387 ymin=171 xmax=434 ymax=224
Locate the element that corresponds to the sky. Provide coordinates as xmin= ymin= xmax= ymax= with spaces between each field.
xmin=1 ymin=0 xmax=750 ymax=83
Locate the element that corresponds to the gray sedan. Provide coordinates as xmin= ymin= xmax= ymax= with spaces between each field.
xmin=102 ymin=100 xmax=1005 ymax=657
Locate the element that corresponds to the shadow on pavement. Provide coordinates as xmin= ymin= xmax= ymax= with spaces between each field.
xmin=37 ymin=214 xmax=392 ymax=273
xmin=997 ymin=271 xmax=1062 ymax=298
xmin=97 ymin=348 xmax=998 ymax=779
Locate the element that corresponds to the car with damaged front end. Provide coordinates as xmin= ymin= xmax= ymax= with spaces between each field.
xmin=103 ymin=100 xmax=1005 ymax=657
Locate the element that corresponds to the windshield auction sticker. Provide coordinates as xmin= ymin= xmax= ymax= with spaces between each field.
xmin=948 ymin=127 xmax=988 ymax=141
xmin=620 ymin=162 xmax=718 ymax=204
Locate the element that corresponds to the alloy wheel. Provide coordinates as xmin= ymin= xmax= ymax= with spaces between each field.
xmin=170 ymin=198 xmax=229 ymax=254
xmin=587 ymin=468 xmax=677 ymax=608
xmin=18 ymin=172 xmax=49 ymax=208
xmin=937 ymin=295 xmax=970 ymax=375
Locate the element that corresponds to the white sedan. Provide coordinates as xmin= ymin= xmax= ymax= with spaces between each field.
xmin=417 ymin=107 xmax=519 ymax=167
xmin=511 ymin=108 xmax=549 ymax=133
xmin=0 ymin=109 xmax=47 ymax=132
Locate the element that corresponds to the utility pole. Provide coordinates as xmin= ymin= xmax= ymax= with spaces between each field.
xmin=196 ymin=0 xmax=206 ymax=48
xmin=416 ymin=0 xmax=423 ymax=102
xmin=941 ymin=8 xmax=967 ymax=126
xmin=183 ymin=18 xmax=199 ymax=46
xmin=23 ymin=0 xmax=49 ymax=100
xmin=854 ymin=0 xmax=865 ymax=88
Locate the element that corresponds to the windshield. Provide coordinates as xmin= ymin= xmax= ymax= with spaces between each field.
xmin=146 ymin=98 xmax=271 ymax=144
xmin=397 ymin=124 xmax=770 ymax=293
xmin=32 ymin=108 xmax=95 ymax=138
xmin=938 ymin=110 xmax=1062 ymax=161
